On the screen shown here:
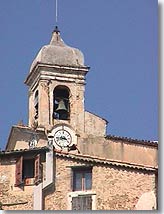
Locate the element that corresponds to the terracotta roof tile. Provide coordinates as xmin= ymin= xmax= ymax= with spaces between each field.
xmin=0 ymin=146 xmax=48 ymax=156
xmin=54 ymin=149 xmax=158 ymax=172
xmin=106 ymin=134 xmax=158 ymax=147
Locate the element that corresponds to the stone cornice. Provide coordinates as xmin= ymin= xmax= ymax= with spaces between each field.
xmin=25 ymin=62 xmax=89 ymax=87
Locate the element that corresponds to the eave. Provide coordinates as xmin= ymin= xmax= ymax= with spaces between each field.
xmin=54 ymin=149 xmax=158 ymax=172
xmin=0 ymin=146 xmax=49 ymax=157
xmin=106 ymin=134 xmax=158 ymax=148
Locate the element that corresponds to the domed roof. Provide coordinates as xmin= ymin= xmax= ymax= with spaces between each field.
xmin=30 ymin=27 xmax=85 ymax=72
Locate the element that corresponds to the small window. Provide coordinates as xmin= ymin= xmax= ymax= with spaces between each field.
xmin=34 ymin=90 xmax=39 ymax=119
xmin=15 ymin=154 xmax=41 ymax=186
xmin=72 ymin=195 xmax=92 ymax=210
xmin=72 ymin=167 xmax=92 ymax=191
xmin=53 ymin=86 xmax=70 ymax=120
xmin=22 ymin=159 xmax=35 ymax=179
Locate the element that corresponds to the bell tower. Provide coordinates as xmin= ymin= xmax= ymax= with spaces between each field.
xmin=24 ymin=27 xmax=89 ymax=136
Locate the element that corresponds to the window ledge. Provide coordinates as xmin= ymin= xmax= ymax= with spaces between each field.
xmin=24 ymin=178 xmax=35 ymax=185
xmin=68 ymin=190 xmax=96 ymax=197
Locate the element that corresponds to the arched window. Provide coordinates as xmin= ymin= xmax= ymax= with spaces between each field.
xmin=34 ymin=90 xmax=38 ymax=119
xmin=53 ymin=86 xmax=70 ymax=120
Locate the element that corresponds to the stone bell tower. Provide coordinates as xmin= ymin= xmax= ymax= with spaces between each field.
xmin=24 ymin=27 xmax=89 ymax=136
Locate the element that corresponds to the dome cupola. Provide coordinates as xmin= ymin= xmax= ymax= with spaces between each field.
xmin=30 ymin=26 xmax=85 ymax=73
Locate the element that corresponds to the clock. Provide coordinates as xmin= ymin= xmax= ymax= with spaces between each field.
xmin=49 ymin=125 xmax=77 ymax=149
xmin=54 ymin=129 xmax=72 ymax=148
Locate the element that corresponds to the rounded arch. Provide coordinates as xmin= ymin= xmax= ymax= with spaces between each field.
xmin=53 ymin=85 xmax=70 ymax=120
xmin=53 ymin=85 xmax=70 ymax=99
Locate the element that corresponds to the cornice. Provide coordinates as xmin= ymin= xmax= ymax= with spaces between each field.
xmin=24 ymin=62 xmax=89 ymax=87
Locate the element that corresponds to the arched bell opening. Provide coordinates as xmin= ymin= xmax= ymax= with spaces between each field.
xmin=34 ymin=90 xmax=39 ymax=120
xmin=53 ymin=86 xmax=70 ymax=120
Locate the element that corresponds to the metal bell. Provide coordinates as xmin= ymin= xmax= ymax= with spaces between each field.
xmin=56 ymin=99 xmax=68 ymax=112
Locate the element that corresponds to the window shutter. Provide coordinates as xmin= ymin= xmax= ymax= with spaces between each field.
xmin=83 ymin=195 xmax=92 ymax=210
xmin=15 ymin=156 xmax=23 ymax=186
xmin=72 ymin=195 xmax=92 ymax=210
xmin=70 ymin=169 xmax=74 ymax=191
xmin=34 ymin=154 xmax=41 ymax=185
xmin=72 ymin=196 xmax=81 ymax=210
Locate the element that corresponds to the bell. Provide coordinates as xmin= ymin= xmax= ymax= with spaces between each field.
xmin=56 ymin=99 xmax=68 ymax=112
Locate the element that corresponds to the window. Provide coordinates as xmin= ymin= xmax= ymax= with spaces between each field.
xmin=34 ymin=90 xmax=39 ymax=119
xmin=72 ymin=195 xmax=92 ymax=210
xmin=68 ymin=167 xmax=95 ymax=210
xmin=53 ymin=86 xmax=70 ymax=120
xmin=72 ymin=167 xmax=92 ymax=191
xmin=15 ymin=154 xmax=41 ymax=186
xmin=22 ymin=159 xmax=35 ymax=179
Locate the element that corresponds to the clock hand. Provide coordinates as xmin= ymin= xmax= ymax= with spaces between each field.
xmin=60 ymin=136 xmax=67 ymax=140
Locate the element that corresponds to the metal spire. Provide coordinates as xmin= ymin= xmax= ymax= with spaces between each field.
xmin=53 ymin=0 xmax=60 ymax=33
xmin=55 ymin=0 xmax=58 ymax=25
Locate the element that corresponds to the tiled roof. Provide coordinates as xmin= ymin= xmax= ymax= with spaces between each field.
xmin=0 ymin=146 xmax=157 ymax=171
xmin=54 ymin=149 xmax=158 ymax=172
xmin=106 ymin=134 xmax=158 ymax=147
xmin=0 ymin=146 xmax=49 ymax=156
xmin=5 ymin=125 xmax=46 ymax=150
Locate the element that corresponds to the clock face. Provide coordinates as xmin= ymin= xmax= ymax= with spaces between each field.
xmin=54 ymin=129 xmax=72 ymax=148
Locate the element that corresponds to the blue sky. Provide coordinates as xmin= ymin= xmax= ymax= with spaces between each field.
xmin=0 ymin=0 xmax=158 ymax=149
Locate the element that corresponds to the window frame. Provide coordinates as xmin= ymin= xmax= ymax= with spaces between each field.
xmin=72 ymin=167 xmax=92 ymax=192
xmin=22 ymin=158 xmax=35 ymax=179
xmin=68 ymin=191 xmax=96 ymax=210
xmin=15 ymin=154 xmax=41 ymax=186
xmin=72 ymin=194 xmax=92 ymax=210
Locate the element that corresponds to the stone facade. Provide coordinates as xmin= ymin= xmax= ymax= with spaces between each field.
xmin=43 ymin=156 xmax=156 ymax=210
xmin=0 ymin=147 xmax=157 ymax=210
xmin=0 ymin=28 xmax=158 ymax=210
xmin=93 ymin=166 xmax=155 ymax=210
xmin=0 ymin=158 xmax=33 ymax=210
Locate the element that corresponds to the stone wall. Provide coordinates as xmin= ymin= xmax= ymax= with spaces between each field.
xmin=44 ymin=157 xmax=72 ymax=210
xmin=84 ymin=111 xmax=107 ymax=137
xmin=0 ymin=150 xmax=157 ymax=210
xmin=44 ymin=156 xmax=156 ymax=210
xmin=93 ymin=165 xmax=155 ymax=210
xmin=0 ymin=158 xmax=34 ymax=210
xmin=79 ymin=137 xmax=157 ymax=167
